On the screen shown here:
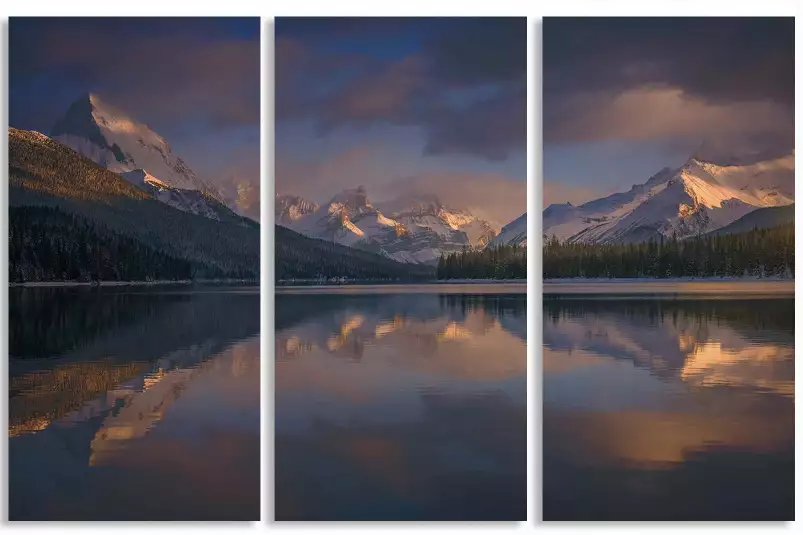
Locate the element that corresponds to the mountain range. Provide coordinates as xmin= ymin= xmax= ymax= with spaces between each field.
xmin=275 ymin=187 xmax=523 ymax=264
xmin=544 ymin=151 xmax=794 ymax=244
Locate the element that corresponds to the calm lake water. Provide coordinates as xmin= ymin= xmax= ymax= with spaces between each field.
xmin=8 ymin=285 xmax=260 ymax=521
xmin=275 ymin=284 xmax=526 ymax=520
xmin=544 ymin=283 xmax=794 ymax=521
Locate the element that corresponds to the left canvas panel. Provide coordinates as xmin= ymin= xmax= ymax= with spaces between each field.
xmin=8 ymin=17 xmax=261 ymax=521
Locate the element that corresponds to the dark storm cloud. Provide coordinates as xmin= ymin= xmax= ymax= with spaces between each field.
xmin=275 ymin=17 xmax=526 ymax=161
xmin=544 ymin=17 xmax=793 ymax=106
xmin=10 ymin=17 xmax=259 ymax=132
xmin=425 ymin=18 xmax=527 ymax=86
xmin=423 ymin=85 xmax=526 ymax=161
xmin=543 ymin=17 xmax=794 ymax=146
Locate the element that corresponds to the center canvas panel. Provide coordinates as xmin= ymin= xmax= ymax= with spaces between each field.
xmin=274 ymin=17 xmax=527 ymax=521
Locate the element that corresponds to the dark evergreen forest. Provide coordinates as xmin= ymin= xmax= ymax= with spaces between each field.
xmin=543 ymin=223 xmax=794 ymax=278
xmin=436 ymin=244 xmax=526 ymax=279
xmin=10 ymin=205 xmax=197 ymax=282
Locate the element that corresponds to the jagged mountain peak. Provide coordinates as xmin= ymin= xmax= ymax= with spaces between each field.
xmin=275 ymin=193 xmax=319 ymax=224
xmin=50 ymin=92 xmax=220 ymax=202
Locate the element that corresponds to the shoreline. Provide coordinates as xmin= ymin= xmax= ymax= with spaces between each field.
xmin=277 ymin=278 xmax=526 ymax=285
xmin=10 ymin=279 xmax=258 ymax=288
xmin=544 ymin=276 xmax=794 ymax=283
xmin=544 ymin=278 xmax=793 ymax=297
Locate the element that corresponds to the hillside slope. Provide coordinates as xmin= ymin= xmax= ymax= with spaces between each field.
xmin=708 ymin=204 xmax=795 ymax=236
xmin=9 ymin=127 xmax=259 ymax=280
xmin=488 ymin=212 xmax=527 ymax=247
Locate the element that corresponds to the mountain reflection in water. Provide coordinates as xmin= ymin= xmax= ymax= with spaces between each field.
xmin=543 ymin=298 xmax=794 ymax=521
xmin=275 ymin=291 xmax=526 ymax=521
xmin=9 ymin=286 xmax=260 ymax=521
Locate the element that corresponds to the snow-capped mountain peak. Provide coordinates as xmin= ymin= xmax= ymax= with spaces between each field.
xmin=275 ymin=194 xmax=319 ymax=224
xmin=51 ymin=92 xmax=221 ymax=201
xmin=327 ymin=186 xmax=375 ymax=215
xmin=544 ymin=150 xmax=794 ymax=244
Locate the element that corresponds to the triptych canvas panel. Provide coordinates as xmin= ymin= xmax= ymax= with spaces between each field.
xmin=5 ymin=15 xmax=794 ymax=523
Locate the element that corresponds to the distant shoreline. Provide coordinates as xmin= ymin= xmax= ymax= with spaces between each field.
xmin=277 ymin=278 xmax=526 ymax=285
xmin=544 ymin=276 xmax=794 ymax=283
xmin=10 ymin=279 xmax=258 ymax=288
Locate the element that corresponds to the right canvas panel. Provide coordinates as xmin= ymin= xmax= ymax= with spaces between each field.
xmin=542 ymin=17 xmax=794 ymax=521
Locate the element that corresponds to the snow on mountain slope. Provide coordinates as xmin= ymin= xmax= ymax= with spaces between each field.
xmin=544 ymin=152 xmax=794 ymax=244
xmin=376 ymin=194 xmax=499 ymax=247
xmin=119 ymin=169 xmax=236 ymax=221
xmin=51 ymin=93 xmax=224 ymax=216
xmin=275 ymin=194 xmax=319 ymax=224
xmin=488 ymin=212 xmax=527 ymax=247
xmin=289 ymin=186 xmax=398 ymax=248
xmin=285 ymin=188 xmax=499 ymax=264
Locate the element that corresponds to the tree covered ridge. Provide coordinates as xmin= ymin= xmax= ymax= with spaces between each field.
xmin=437 ymin=244 xmax=526 ymax=279
xmin=9 ymin=127 xmax=150 ymax=202
xmin=276 ymin=224 xmax=435 ymax=281
xmin=543 ymin=222 xmax=794 ymax=279
xmin=8 ymin=127 xmax=259 ymax=280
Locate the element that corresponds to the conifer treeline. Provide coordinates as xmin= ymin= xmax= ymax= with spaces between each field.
xmin=10 ymin=205 xmax=196 ymax=282
xmin=543 ymin=223 xmax=794 ymax=278
xmin=437 ymin=245 xmax=526 ymax=279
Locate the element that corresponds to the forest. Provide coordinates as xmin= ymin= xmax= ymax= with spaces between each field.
xmin=437 ymin=244 xmax=527 ymax=279
xmin=276 ymin=224 xmax=435 ymax=281
xmin=10 ymin=205 xmax=197 ymax=282
xmin=543 ymin=222 xmax=794 ymax=278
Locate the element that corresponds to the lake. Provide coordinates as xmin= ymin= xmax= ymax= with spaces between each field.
xmin=8 ymin=285 xmax=260 ymax=521
xmin=543 ymin=282 xmax=794 ymax=521
xmin=275 ymin=284 xmax=527 ymax=520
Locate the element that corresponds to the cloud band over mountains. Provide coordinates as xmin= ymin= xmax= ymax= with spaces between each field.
xmin=544 ymin=17 xmax=794 ymax=204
